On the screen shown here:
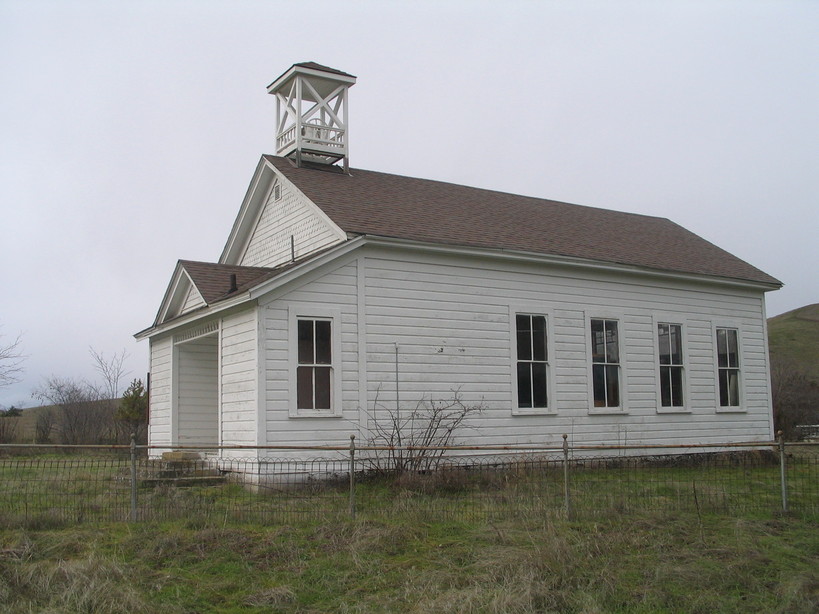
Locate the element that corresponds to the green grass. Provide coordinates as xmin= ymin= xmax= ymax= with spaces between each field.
xmin=1 ymin=449 xmax=818 ymax=528
xmin=0 ymin=451 xmax=817 ymax=612
xmin=0 ymin=512 xmax=817 ymax=613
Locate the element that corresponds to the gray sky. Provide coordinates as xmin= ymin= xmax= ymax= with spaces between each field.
xmin=1 ymin=0 xmax=817 ymax=408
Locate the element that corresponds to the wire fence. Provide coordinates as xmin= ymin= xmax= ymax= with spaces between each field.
xmin=0 ymin=437 xmax=816 ymax=528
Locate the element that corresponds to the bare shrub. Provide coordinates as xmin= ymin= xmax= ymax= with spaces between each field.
xmin=771 ymin=356 xmax=819 ymax=440
xmin=366 ymin=387 xmax=483 ymax=474
xmin=0 ymin=413 xmax=19 ymax=443
xmin=35 ymin=409 xmax=55 ymax=444
xmin=33 ymin=378 xmax=116 ymax=445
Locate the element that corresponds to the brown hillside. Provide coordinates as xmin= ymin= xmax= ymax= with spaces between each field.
xmin=768 ymin=303 xmax=819 ymax=384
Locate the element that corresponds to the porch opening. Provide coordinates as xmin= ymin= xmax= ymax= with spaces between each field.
xmin=175 ymin=331 xmax=219 ymax=449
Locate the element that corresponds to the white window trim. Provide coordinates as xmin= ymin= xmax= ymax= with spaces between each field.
xmin=652 ymin=315 xmax=691 ymax=414
xmin=713 ymin=323 xmax=745 ymax=413
xmin=509 ymin=304 xmax=556 ymax=416
xmin=288 ymin=304 xmax=343 ymax=418
xmin=585 ymin=311 xmax=628 ymax=415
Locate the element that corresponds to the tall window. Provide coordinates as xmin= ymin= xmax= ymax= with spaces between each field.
xmin=297 ymin=319 xmax=332 ymax=410
xmin=516 ymin=314 xmax=549 ymax=409
xmin=658 ymin=323 xmax=684 ymax=408
xmin=716 ymin=327 xmax=740 ymax=407
xmin=591 ymin=318 xmax=620 ymax=408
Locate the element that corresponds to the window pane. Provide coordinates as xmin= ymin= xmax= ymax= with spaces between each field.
xmin=605 ymin=365 xmax=620 ymax=407
xmin=726 ymin=370 xmax=740 ymax=406
xmin=605 ymin=320 xmax=619 ymax=364
xmin=516 ymin=315 xmax=531 ymax=361
xmin=658 ymin=324 xmax=671 ymax=365
xmin=592 ymin=364 xmax=606 ymax=407
xmin=670 ymin=365 xmax=684 ymax=406
xmin=591 ymin=319 xmax=606 ymax=363
xmin=314 ymin=366 xmax=331 ymax=409
xmin=726 ymin=329 xmax=738 ymax=368
xmin=315 ymin=320 xmax=332 ymax=364
xmin=517 ymin=362 xmax=532 ymax=408
xmin=532 ymin=316 xmax=547 ymax=361
xmin=532 ymin=362 xmax=548 ymax=408
xmin=660 ymin=365 xmax=672 ymax=406
xmin=669 ymin=325 xmax=683 ymax=365
xmin=717 ymin=328 xmax=728 ymax=368
xmin=297 ymin=366 xmax=313 ymax=409
xmin=718 ymin=369 xmax=729 ymax=406
xmin=298 ymin=320 xmax=314 ymax=364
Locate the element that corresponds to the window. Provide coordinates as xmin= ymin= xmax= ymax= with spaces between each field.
xmin=296 ymin=318 xmax=332 ymax=410
xmin=288 ymin=306 xmax=341 ymax=417
xmin=591 ymin=318 xmax=621 ymax=408
xmin=716 ymin=327 xmax=741 ymax=408
xmin=273 ymin=183 xmax=282 ymax=201
xmin=516 ymin=314 xmax=549 ymax=409
xmin=657 ymin=323 xmax=685 ymax=408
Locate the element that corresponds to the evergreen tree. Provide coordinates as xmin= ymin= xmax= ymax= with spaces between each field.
xmin=117 ymin=379 xmax=148 ymax=437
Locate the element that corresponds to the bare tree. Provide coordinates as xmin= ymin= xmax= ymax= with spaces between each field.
xmin=0 ymin=328 xmax=25 ymax=389
xmin=31 ymin=349 xmax=131 ymax=445
xmin=89 ymin=348 xmax=128 ymax=402
xmin=34 ymin=409 xmax=55 ymax=444
xmin=771 ymin=355 xmax=819 ymax=440
xmin=32 ymin=376 xmax=126 ymax=445
xmin=0 ymin=410 xmax=19 ymax=444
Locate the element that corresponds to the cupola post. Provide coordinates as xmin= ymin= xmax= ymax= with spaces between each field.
xmin=267 ymin=62 xmax=357 ymax=172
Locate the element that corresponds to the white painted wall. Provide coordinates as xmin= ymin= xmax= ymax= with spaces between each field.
xmin=176 ymin=334 xmax=218 ymax=446
xmin=258 ymin=245 xmax=774 ymax=451
xmin=259 ymin=257 xmax=361 ymax=449
xmin=220 ymin=309 xmax=258 ymax=447
xmin=239 ymin=178 xmax=344 ymax=268
xmin=147 ymin=335 xmax=173 ymax=447
xmin=180 ymin=285 xmax=205 ymax=314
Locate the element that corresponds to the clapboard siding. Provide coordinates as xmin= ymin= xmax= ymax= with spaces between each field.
xmin=240 ymin=178 xmax=343 ymax=268
xmin=260 ymin=260 xmax=360 ymax=446
xmin=358 ymin=248 xmax=772 ymax=447
xmin=148 ymin=335 xmax=173 ymax=446
xmin=246 ymin=244 xmax=773 ymax=451
xmin=220 ymin=309 xmax=257 ymax=445
xmin=176 ymin=335 xmax=218 ymax=445
xmin=180 ymin=285 xmax=205 ymax=314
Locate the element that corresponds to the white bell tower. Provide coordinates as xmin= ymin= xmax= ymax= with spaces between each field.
xmin=268 ymin=62 xmax=357 ymax=172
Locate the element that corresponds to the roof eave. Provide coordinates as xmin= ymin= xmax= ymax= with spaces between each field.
xmin=135 ymin=291 xmax=254 ymax=341
xmin=358 ymin=235 xmax=783 ymax=292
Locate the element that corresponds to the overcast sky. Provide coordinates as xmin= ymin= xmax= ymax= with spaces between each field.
xmin=1 ymin=0 xmax=817 ymax=408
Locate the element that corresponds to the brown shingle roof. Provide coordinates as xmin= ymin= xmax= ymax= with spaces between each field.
xmin=265 ymin=156 xmax=780 ymax=286
xmin=180 ymin=260 xmax=276 ymax=304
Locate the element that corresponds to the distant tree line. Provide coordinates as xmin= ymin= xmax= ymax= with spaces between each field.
xmin=31 ymin=350 xmax=148 ymax=445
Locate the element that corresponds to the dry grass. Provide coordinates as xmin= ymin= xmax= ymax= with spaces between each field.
xmin=0 ymin=511 xmax=817 ymax=613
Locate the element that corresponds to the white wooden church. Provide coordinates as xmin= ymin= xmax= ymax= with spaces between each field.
xmin=136 ymin=62 xmax=782 ymax=456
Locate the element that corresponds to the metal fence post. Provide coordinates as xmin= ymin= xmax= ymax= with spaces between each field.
xmin=129 ymin=433 xmax=138 ymax=522
xmin=349 ymin=434 xmax=356 ymax=520
xmin=562 ymin=433 xmax=572 ymax=520
xmin=778 ymin=430 xmax=789 ymax=514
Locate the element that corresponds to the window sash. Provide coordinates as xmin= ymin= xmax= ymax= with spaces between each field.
xmin=716 ymin=328 xmax=740 ymax=407
xmin=658 ymin=323 xmax=684 ymax=408
xmin=296 ymin=318 xmax=333 ymax=411
xmin=591 ymin=318 xmax=620 ymax=408
xmin=516 ymin=314 xmax=549 ymax=409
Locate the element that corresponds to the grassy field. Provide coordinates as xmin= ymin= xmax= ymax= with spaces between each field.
xmin=2 ymin=448 xmax=817 ymax=526
xmin=0 ymin=511 xmax=817 ymax=613
xmin=769 ymin=303 xmax=819 ymax=384
xmin=0 ymin=449 xmax=817 ymax=612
